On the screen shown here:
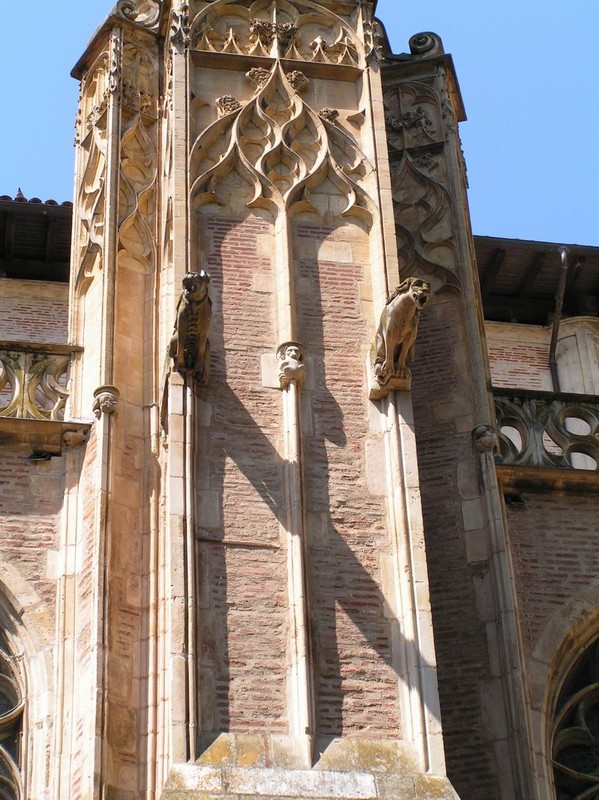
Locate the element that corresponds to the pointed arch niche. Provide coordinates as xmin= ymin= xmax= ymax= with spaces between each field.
xmin=551 ymin=638 xmax=599 ymax=799
xmin=0 ymin=614 xmax=25 ymax=800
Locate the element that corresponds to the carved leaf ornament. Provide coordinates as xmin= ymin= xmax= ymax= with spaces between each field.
xmin=190 ymin=61 xmax=373 ymax=221
xmin=190 ymin=0 xmax=362 ymax=68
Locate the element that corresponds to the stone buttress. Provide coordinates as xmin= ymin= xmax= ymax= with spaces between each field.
xmin=65 ymin=2 xmax=462 ymax=798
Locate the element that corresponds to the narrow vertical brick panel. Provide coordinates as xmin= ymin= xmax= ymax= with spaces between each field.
xmin=412 ymin=296 xmax=502 ymax=799
xmin=0 ymin=447 xmax=63 ymax=607
xmin=197 ymin=214 xmax=288 ymax=732
xmin=507 ymin=494 xmax=599 ymax=657
xmin=296 ymin=222 xmax=400 ymax=738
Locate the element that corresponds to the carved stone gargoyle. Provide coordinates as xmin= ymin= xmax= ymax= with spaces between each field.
xmin=169 ymin=271 xmax=212 ymax=383
xmin=370 ymin=277 xmax=431 ymax=400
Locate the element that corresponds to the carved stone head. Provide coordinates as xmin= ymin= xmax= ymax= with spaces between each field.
xmin=182 ymin=271 xmax=210 ymax=303
xmin=407 ymin=277 xmax=431 ymax=309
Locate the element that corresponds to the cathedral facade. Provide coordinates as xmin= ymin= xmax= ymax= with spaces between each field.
xmin=1 ymin=2 xmax=598 ymax=799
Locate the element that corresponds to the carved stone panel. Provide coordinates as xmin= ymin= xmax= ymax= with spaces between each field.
xmin=190 ymin=62 xmax=373 ymax=220
xmin=191 ymin=0 xmax=362 ymax=67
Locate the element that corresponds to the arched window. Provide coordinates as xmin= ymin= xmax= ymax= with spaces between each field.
xmin=0 ymin=630 xmax=23 ymax=800
xmin=552 ymin=638 xmax=599 ymax=799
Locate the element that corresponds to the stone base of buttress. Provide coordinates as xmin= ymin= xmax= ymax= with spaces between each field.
xmin=161 ymin=735 xmax=460 ymax=800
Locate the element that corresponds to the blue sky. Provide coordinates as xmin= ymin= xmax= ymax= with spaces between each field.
xmin=1 ymin=1 xmax=597 ymax=245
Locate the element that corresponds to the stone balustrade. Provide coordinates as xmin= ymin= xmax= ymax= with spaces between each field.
xmin=494 ymin=388 xmax=599 ymax=472
xmin=0 ymin=343 xmax=74 ymax=421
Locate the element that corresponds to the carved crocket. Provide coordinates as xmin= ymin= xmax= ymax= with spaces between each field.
xmin=371 ymin=277 xmax=431 ymax=399
xmin=169 ymin=271 xmax=212 ymax=383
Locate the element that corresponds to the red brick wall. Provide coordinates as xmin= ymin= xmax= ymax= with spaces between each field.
xmin=197 ymin=214 xmax=288 ymax=732
xmin=0 ymin=280 xmax=68 ymax=343
xmin=507 ymin=493 xmax=599 ymax=658
xmin=412 ymin=293 xmax=501 ymax=798
xmin=0 ymin=447 xmax=63 ymax=607
xmin=296 ymin=222 xmax=400 ymax=738
xmin=486 ymin=322 xmax=552 ymax=390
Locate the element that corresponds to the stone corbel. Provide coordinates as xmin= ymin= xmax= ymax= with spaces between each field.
xmin=277 ymin=342 xmax=306 ymax=389
xmin=93 ymin=385 xmax=120 ymax=418
xmin=472 ymin=423 xmax=499 ymax=455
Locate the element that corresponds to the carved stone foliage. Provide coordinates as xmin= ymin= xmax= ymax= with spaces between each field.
xmin=0 ymin=350 xmax=70 ymax=421
xmin=169 ymin=272 xmax=213 ymax=383
xmin=277 ymin=342 xmax=306 ymax=388
xmin=190 ymin=62 xmax=373 ymax=220
xmin=495 ymin=390 xmax=599 ymax=471
xmin=370 ymin=277 xmax=431 ymax=400
xmin=191 ymin=0 xmax=362 ymax=67
xmin=384 ymin=79 xmax=457 ymax=276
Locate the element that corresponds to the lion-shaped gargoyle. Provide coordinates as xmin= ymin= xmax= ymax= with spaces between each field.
xmin=370 ymin=277 xmax=431 ymax=400
xmin=169 ymin=271 xmax=212 ymax=383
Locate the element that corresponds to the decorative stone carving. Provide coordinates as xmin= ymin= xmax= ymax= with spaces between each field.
xmin=318 ymin=107 xmax=339 ymax=124
xmin=216 ymin=94 xmax=242 ymax=116
xmin=370 ymin=277 xmax=431 ymax=400
xmin=169 ymin=271 xmax=212 ymax=383
xmin=191 ymin=1 xmax=361 ymax=67
xmin=117 ymin=0 xmax=162 ymax=30
xmin=246 ymin=67 xmax=271 ymax=90
xmin=250 ymin=18 xmax=277 ymax=47
xmin=472 ymin=424 xmax=499 ymax=454
xmin=118 ymin=116 xmax=157 ymax=255
xmin=409 ymin=32 xmax=445 ymax=58
xmin=171 ymin=2 xmax=191 ymax=46
xmin=93 ymin=385 xmax=120 ymax=419
xmin=277 ymin=342 xmax=306 ymax=389
xmin=494 ymin=390 xmax=599 ymax=471
xmin=190 ymin=62 xmax=373 ymax=220
xmin=363 ymin=17 xmax=386 ymax=62
xmin=121 ymin=43 xmax=156 ymax=116
xmin=286 ymin=70 xmax=309 ymax=93
xmin=0 ymin=349 xmax=70 ymax=421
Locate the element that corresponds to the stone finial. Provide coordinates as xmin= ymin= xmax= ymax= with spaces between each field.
xmin=169 ymin=271 xmax=212 ymax=383
xmin=408 ymin=32 xmax=445 ymax=57
xmin=93 ymin=385 xmax=120 ymax=419
xmin=370 ymin=277 xmax=431 ymax=400
xmin=277 ymin=342 xmax=306 ymax=389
